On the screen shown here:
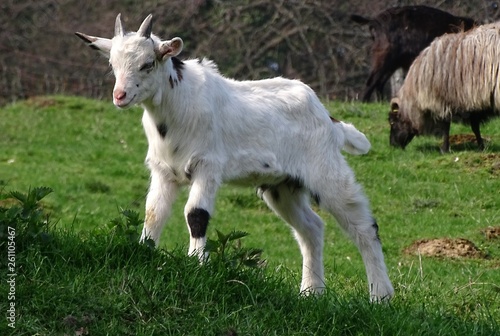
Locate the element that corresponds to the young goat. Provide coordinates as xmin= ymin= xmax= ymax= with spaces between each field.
xmin=76 ymin=14 xmax=394 ymax=300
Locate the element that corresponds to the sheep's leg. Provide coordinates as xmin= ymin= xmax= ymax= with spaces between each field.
xmin=310 ymin=169 xmax=394 ymax=301
xmin=470 ymin=117 xmax=484 ymax=150
xmin=440 ymin=120 xmax=451 ymax=154
xmin=261 ymin=184 xmax=325 ymax=295
xmin=184 ymin=175 xmax=219 ymax=261
xmin=140 ymin=171 xmax=179 ymax=246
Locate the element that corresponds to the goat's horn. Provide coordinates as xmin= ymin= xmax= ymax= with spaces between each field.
xmin=138 ymin=14 xmax=153 ymax=38
xmin=115 ymin=13 xmax=125 ymax=37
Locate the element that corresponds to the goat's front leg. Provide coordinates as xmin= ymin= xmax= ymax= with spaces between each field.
xmin=140 ymin=170 xmax=179 ymax=246
xmin=184 ymin=174 xmax=220 ymax=261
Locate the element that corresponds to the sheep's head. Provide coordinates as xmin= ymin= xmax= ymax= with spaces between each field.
xmin=76 ymin=14 xmax=183 ymax=108
xmin=388 ymin=98 xmax=416 ymax=149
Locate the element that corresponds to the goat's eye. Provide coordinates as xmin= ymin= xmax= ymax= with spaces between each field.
xmin=140 ymin=61 xmax=155 ymax=72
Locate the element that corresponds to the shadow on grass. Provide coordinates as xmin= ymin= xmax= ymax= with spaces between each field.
xmin=414 ymin=140 xmax=500 ymax=153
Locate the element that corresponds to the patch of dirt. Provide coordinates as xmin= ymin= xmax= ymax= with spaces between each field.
xmin=404 ymin=238 xmax=486 ymax=259
xmin=0 ymin=198 xmax=19 ymax=208
xmin=462 ymin=152 xmax=500 ymax=176
xmin=63 ymin=314 xmax=92 ymax=335
xmin=482 ymin=226 xmax=500 ymax=240
xmin=25 ymin=96 xmax=60 ymax=108
xmin=449 ymin=134 xmax=482 ymax=146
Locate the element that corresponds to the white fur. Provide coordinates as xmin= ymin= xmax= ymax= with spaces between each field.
xmin=76 ymin=14 xmax=393 ymax=301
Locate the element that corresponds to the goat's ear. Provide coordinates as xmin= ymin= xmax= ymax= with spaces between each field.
xmin=391 ymin=102 xmax=399 ymax=113
xmin=390 ymin=98 xmax=400 ymax=113
xmin=157 ymin=37 xmax=183 ymax=60
xmin=75 ymin=32 xmax=112 ymax=58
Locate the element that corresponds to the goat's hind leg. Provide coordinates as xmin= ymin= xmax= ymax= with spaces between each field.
xmin=261 ymin=184 xmax=325 ymax=295
xmin=311 ymin=171 xmax=394 ymax=301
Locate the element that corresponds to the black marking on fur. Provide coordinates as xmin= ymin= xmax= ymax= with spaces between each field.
xmin=184 ymin=158 xmax=201 ymax=181
xmin=157 ymin=123 xmax=168 ymax=138
xmin=184 ymin=168 xmax=192 ymax=181
xmin=311 ymin=192 xmax=321 ymax=206
xmin=270 ymin=188 xmax=280 ymax=202
xmin=257 ymin=176 xmax=304 ymax=203
xmin=167 ymin=58 xmax=184 ymax=89
xmin=372 ymin=219 xmax=381 ymax=242
xmin=172 ymin=57 xmax=184 ymax=81
xmin=284 ymin=176 xmax=304 ymax=192
xmin=187 ymin=208 xmax=210 ymax=238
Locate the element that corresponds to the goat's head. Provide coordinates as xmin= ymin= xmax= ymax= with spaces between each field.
xmin=76 ymin=14 xmax=183 ymax=108
xmin=388 ymin=98 xmax=416 ymax=149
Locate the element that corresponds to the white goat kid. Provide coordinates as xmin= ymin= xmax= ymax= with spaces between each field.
xmin=76 ymin=14 xmax=394 ymax=301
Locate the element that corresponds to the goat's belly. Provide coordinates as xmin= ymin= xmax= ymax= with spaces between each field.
xmin=228 ymin=172 xmax=287 ymax=188
xmin=222 ymin=151 xmax=286 ymax=187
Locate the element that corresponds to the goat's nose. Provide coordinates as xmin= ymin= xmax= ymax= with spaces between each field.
xmin=114 ymin=89 xmax=126 ymax=101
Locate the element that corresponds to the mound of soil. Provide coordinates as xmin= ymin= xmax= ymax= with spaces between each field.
xmin=483 ymin=227 xmax=500 ymax=240
xmin=462 ymin=152 xmax=500 ymax=176
xmin=449 ymin=134 xmax=481 ymax=145
xmin=0 ymin=198 xmax=19 ymax=208
xmin=404 ymin=238 xmax=485 ymax=259
xmin=26 ymin=96 xmax=60 ymax=108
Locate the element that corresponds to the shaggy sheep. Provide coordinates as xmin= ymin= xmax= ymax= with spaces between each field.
xmin=75 ymin=14 xmax=394 ymax=300
xmin=352 ymin=5 xmax=475 ymax=102
xmin=389 ymin=22 xmax=500 ymax=153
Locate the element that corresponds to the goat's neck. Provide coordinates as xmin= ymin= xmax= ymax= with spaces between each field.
xmin=141 ymin=58 xmax=185 ymax=124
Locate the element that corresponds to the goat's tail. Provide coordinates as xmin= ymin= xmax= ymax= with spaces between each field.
xmin=331 ymin=117 xmax=371 ymax=155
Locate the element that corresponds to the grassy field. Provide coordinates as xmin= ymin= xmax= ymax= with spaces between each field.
xmin=1 ymin=95 xmax=499 ymax=335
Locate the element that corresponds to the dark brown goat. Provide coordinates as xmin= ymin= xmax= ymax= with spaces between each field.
xmin=352 ymin=5 xmax=475 ymax=102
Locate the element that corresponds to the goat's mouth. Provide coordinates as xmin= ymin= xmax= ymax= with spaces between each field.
xmin=390 ymin=139 xmax=407 ymax=149
xmin=114 ymin=94 xmax=137 ymax=109
xmin=390 ymin=132 xmax=415 ymax=149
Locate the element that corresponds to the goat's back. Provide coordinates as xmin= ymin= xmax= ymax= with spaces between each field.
xmin=368 ymin=6 xmax=474 ymax=67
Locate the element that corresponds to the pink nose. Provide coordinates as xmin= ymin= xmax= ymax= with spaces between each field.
xmin=114 ymin=89 xmax=126 ymax=101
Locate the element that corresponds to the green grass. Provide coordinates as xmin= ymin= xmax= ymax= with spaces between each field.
xmin=1 ymin=96 xmax=499 ymax=335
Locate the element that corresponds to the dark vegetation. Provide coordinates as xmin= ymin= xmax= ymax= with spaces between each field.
xmin=2 ymin=0 xmax=500 ymax=106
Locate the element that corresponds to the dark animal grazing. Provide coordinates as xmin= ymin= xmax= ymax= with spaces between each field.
xmin=389 ymin=23 xmax=500 ymax=153
xmin=351 ymin=5 xmax=475 ymax=102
